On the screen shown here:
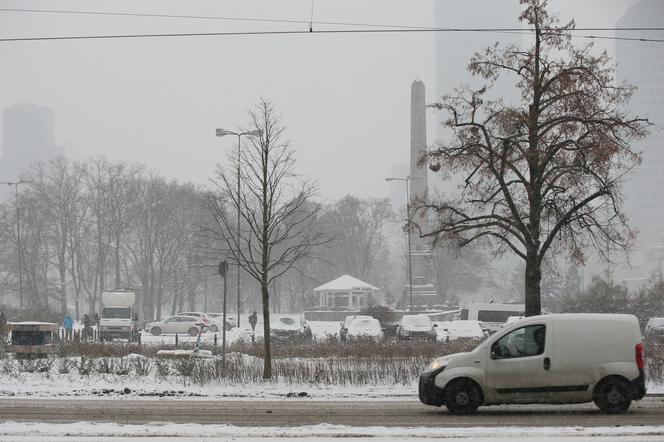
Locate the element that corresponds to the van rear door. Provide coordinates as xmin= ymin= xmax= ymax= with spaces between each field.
xmin=485 ymin=321 xmax=552 ymax=402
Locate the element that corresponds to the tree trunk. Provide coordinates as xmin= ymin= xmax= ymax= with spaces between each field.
xmin=261 ymin=276 xmax=271 ymax=379
xmin=524 ymin=250 xmax=542 ymax=316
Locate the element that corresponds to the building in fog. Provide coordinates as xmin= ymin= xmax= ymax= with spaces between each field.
xmin=1 ymin=103 xmax=65 ymax=183
xmin=615 ymin=1 xmax=664 ymax=281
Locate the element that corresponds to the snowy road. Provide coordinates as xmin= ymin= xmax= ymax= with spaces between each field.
xmin=0 ymin=397 xmax=663 ymax=427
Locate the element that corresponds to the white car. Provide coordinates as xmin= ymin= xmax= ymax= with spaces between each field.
xmin=177 ymin=311 xmax=211 ymax=329
xmin=441 ymin=320 xmax=487 ymax=341
xmin=420 ymin=314 xmax=646 ymax=415
xmin=339 ymin=315 xmax=373 ymax=341
xmin=397 ymin=315 xmax=437 ymax=341
xmin=145 ymin=315 xmax=203 ymax=336
xmin=270 ymin=315 xmax=312 ymax=342
xmin=346 ymin=317 xmax=383 ymax=343
xmin=645 ymin=317 xmax=664 ymax=338
xmin=206 ymin=313 xmax=236 ymax=332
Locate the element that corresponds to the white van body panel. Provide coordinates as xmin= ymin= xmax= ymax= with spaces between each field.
xmin=429 ymin=313 xmax=643 ymax=407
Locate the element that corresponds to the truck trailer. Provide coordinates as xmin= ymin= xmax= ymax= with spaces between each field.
xmin=98 ymin=289 xmax=141 ymax=342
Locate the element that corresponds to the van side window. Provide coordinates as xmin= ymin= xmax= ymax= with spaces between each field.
xmin=491 ymin=325 xmax=546 ymax=359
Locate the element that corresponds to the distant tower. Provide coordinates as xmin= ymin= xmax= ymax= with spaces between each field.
xmin=406 ymin=79 xmax=437 ymax=309
xmin=1 ymin=104 xmax=65 ymax=183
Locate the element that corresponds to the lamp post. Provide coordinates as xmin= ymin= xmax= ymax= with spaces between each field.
xmin=1 ymin=180 xmax=32 ymax=308
xmin=385 ymin=176 xmax=414 ymax=312
xmin=215 ymin=128 xmax=261 ymax=327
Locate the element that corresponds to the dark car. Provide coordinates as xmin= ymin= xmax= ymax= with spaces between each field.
xmin=396 ymin=314 xmax=437 ymax=341
xmin=270 ymin=315 xmax=312 ymax=342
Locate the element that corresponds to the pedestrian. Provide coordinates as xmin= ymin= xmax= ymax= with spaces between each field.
xmin=63 ymin=313 xmax=73 ymax=340
xmin=83 ymin=314 xmax=91 ymax=340
xmin=249 ymin=311 xmax=257 ymax=332
xmin=94 ymin=312 xmax=100 ymax=326
xmin=0 ymin=311 xmax=7 ymax=341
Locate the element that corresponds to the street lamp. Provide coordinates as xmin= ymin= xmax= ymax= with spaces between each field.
xmin=1 ymin=180 xmax=32 ymax=308
xmin=215 ymin=128 xmax=262 ymax=327
xmin=385 ymin=176 xmax=414 ymax=312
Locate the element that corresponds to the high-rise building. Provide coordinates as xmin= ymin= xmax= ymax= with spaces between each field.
xmin=615 ymin=1 xmax=664 ymax=280
xmin=1 ymin=103 xmax=65 ymax=181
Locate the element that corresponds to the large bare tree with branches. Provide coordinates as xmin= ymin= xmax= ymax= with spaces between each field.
xmin=207 ymin=99 xmax=322 ymax=379
xmin=422 ymin=0 xmax=649 ymax=316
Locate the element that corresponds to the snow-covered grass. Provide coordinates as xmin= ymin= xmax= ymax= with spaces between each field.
xmin=1 ymin=320 xmax=663 ymax=400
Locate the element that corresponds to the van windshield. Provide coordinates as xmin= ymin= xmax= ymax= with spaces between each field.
xmin=102 ymin=307 xmax=131 ymax=319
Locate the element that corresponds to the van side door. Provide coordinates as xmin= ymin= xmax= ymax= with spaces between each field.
xmin=485 ymin=322 xmax=551 ymax=403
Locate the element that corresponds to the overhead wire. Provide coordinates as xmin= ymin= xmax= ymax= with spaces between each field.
xmin=2 ymin=7 xmax=664 ymax=33
xmin=0 ymin=7 xmax=663 ymax=43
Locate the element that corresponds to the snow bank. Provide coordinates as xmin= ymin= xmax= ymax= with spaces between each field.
xmin=0 ymin=422 xmax=663 ymax=439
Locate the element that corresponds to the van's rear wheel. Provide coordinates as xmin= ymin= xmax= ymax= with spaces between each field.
xmin=444 ymin=378 xmax=483 ymax=415
xmin=594 ymin=377 xmax=631 ymax=414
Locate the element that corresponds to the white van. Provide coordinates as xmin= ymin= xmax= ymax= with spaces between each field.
xmin=460 ymin=303 xmax=525 ymax=334
xmin=419 ymin=314 xmax=646 ymax=414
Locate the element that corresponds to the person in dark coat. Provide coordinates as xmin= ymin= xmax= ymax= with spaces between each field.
xmin=83 ymin=314 xmax=91 ymax=340
xmin=248 ymin=311 xmax=258 ymax=332
xmin=94 ymin=312 xmax=100 ymax=326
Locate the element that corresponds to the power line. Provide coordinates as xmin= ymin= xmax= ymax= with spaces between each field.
xmin=1 ymin=7 xmax=664 ymax=43
xmin=1 ymin=28 xmax=663 ymax=44
xmin=2 ymin=7 xmax=664 ymax=34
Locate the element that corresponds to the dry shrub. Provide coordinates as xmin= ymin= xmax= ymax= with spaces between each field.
xmin=155 ymin=358 xmax=171 ymax=377
xmin=131 ymin=356 xmax=153 ymax=376
xmin=78 ymin=356 xmax=95 ymax=376
xmin=57 ymin=357 xmax=73 ymax=374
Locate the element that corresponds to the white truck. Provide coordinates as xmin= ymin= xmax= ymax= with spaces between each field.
xmin=98 ymin=289 xmax=142 ymax=342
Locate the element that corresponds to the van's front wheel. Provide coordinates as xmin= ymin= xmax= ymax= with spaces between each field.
xmin=444 ymin=378 xmax=482 ymax=415
xmin=594 ymin=377 xmax=631 ymax=414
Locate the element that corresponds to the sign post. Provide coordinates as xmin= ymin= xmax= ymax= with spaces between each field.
xmin=218 ymin=260 xmax=229 ymax=371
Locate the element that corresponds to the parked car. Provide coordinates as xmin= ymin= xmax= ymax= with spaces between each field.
xmin=177 ymin=312 xmax=211 ymax=329
xmin=441 ymin=320 xmax=487 ymax=341
xmin=339 ymin=315 xmax=372 ymax=342
xmin=397 ymin=315 xmax=437 ymax=341
xmin=206 ymin=313 xmax=235 ymax=332
xmin=146 ymin=315 xmax=203 ymax=336
xmin=419 ymin=314 xmax=646 ymax=415
xmin=645 ymin=317 xmax=664 ymax=338
xmin=346 ymin=316 xmax=383 ymax=343
xmin=270 ymin=315 xmax=312 ymax=342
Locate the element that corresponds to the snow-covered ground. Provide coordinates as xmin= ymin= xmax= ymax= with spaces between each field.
xmin=2 ymin=319 xmax=662 ymax=399
xmin=0 ymin=422 xmax=663 ymax=441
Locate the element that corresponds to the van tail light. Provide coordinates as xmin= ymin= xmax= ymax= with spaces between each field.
xmin=635 ymin=343 xmax=645 ymax=370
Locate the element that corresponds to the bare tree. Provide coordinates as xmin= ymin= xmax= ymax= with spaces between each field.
xmin=316 ymin=196 xmax=393 ymax=282
xmin=422 ymin=0 xmax=649 ymax=316
xmin=207 ymin=99 xmax=322 ymax=379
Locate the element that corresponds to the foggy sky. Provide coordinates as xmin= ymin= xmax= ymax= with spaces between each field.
xmin=0 ymin=0 xmax=639 ymax=201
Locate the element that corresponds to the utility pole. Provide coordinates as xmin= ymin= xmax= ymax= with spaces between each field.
xmin=215 ymin=128 xmax=261 ymax=327
xmin=385 ymin=176 xmax=414 ymax=312
xmin=218 ymin=260 xmax=229 ymax=371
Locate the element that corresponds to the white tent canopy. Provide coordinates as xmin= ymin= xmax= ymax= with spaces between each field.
xmin=313 ymin=275 xmax=380 ymax=309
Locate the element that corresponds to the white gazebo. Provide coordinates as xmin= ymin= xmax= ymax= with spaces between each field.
xmin=313 ymin=275 xmax=380 ymax=310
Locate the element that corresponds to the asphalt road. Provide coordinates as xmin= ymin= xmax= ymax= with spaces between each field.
xmin=0 ymin=397 xmax=663 ymax=427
